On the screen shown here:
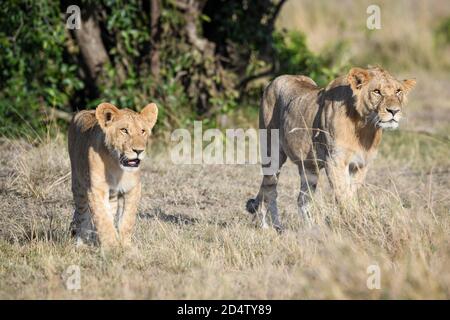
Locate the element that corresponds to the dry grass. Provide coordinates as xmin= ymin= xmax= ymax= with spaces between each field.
xmin=0 ymin=109 xmax=449 ymax=299
xmin=0 ymin=0 xmax=449 ymax=300
xmin=278 ymin=0 xmax=450 ymax=71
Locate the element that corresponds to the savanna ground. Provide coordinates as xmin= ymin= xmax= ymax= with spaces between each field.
xmin=1 ymin=0 xmax=450 ymax=299
xmin=0 ymin=71 xmax=449 ymax=299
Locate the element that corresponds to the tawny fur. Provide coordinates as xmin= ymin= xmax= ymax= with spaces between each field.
xmin=68 ymin=102 xmax=158 ymax=247
xmin=247 ymin=67 xmax=416 ymax=230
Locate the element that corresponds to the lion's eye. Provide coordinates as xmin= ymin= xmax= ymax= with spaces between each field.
xmin=373 ymin=89 xmax=381 ymax=95
xmin=396 ymin=89 xmax=403 ymax=95
xmin=141 ymin=129 xmax=146 ymax=135
xmin=120 ymin=128 xmax=128 ymax=134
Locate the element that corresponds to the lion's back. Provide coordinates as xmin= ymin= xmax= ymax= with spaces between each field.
xmin=68 ymin=110 xmax=100 ymax=180
xmin=260 ymin=74 xmax=320 ymax=130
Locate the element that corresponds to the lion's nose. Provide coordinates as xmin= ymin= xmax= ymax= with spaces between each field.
xmin=133 ymin=149 xmax=144 ymax=156
xmin=386 ymin=108 xmax=400 ymax=116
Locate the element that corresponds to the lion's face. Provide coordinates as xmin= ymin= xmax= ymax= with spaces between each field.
xmin=348 ymin=67 xmax=416 ymax=130
xmin=95 ymin=103 xmax=158 ymax=171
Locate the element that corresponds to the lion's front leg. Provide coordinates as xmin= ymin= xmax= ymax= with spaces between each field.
xmin=325 ymin=159 xmax=354 ymax=207
xmin=71 ymin=187 xmax=96 ymax=245
xmin=349 ymin=165 xmax=368 ymax=195
xmin=298 ymin=166 xmax=319 ymax=224
xmin=118 ymin=183 xmax=141 ymax=246
xmin=87 ymin=186 xmax=119 ymax=247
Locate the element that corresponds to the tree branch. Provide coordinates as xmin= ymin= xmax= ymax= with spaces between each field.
xmin=237 ymin=0 xmax=287 ymax=90
xmin=40 ymin=106 xmax=72 ymax=122
xmin=267 ymin=0 xmax=287 ymax=32
xmin=237 ymin=67 xmax=274 ymax=89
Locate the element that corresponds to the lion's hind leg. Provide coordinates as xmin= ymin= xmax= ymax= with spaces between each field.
xmin=247 ymin=151 xmax=287 ymax=232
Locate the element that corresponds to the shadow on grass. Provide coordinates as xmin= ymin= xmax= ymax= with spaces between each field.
xmin=138 ymin=208 xmax=229 ymax=228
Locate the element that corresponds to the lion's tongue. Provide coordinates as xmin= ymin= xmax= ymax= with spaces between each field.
xmin=127 ymin=159 xmax=138 ymax=166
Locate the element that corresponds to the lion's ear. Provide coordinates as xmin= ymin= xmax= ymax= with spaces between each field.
xmin=95 ymin=103 xmax=120 ymax=129
xmin=402 ymin=79 xmax=416 ymax=94
xmin=347 ymin=67 xmax=372 ymax=92
xmin=141 ymin=103 xmax=158 ymax=129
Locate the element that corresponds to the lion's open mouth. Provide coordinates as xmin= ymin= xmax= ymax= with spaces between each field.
xmin=120 ymin=158 xmax=141 ymax=168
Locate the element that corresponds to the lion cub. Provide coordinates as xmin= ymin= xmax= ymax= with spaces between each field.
xmin=68 ymin=102 xmax=158 ymax=247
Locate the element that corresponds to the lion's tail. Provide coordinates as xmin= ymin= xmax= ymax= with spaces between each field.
xmin=245 ymin=198 xmax=260 ymax=214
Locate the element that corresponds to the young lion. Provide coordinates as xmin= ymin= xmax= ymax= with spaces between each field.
xmin=68 ymin=102 xmax=158 ymax=247
xmin=246 ymin=67 xmax=416 ymax=231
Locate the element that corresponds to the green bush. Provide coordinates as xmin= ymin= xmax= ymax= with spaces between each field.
xmin=0 ymin=2 xmax=83 ymax=136
xmin=435 ymin=16 xmax=450 ymax=46
xmin=273 ymin=30 xmax=348 ymax=87
xmin=0 ymin=1 xmax=346 ymax=137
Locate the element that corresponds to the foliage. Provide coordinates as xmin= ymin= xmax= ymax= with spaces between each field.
xmin=0 ymin=1 xmax=83 ymax=136
xmin=273 ymin=30 xmax=347 ymax=87
xmin=0 ymin=0 xmax=346 ymax=137
xmin=435 ymin=16 xmax=450 ymax=46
